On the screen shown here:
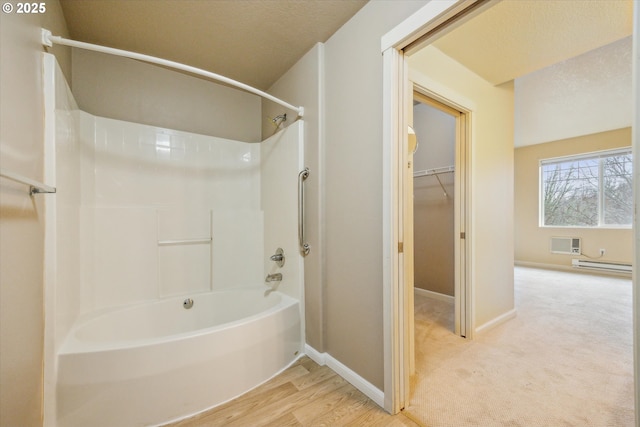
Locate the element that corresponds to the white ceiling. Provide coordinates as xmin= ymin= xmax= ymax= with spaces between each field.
xmin=515 ymin=36 xmax=633 ymax=147
xmin=59 ymin=0 xmax=367 ymax=90
xmin=432 ymin=0 xmax=633 ymax=85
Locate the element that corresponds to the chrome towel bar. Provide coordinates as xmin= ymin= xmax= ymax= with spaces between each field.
xmin=298 ymin=168 xmax=310 ymax=256
xmin=0 ymin=168 xmax=56 ymax=195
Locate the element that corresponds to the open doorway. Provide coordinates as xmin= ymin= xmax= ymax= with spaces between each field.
xmin=413 ymin=100 xmax=455 ymax=299
xmin=411 ymin=91 xmax=468 ymax=338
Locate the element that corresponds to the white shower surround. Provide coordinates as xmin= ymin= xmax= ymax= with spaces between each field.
xmin=78 ymin=111 xmax=265 ymax=311
xmin=43 ymin=53 xmax=305 ymax=426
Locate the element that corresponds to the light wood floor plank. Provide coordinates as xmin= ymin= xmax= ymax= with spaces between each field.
xmin=261 ymin=412 xmax=302 ymax=427
xmin=292 ymin=356 xmax=324 ymax=372
xmin=300 ymin=384 xmax=372 ymax=426
xmin=292 ymin=382 xmax=367 ymax=425
xmin=290 ymin=364 xmax=338 ymax=390
xmin=164 ymin=356 xmax=419 ymax=427
xmin=223 ymin=374 xmax=347 ymax=427
xmin=252 ymin=364 xmax=310 ymax=393
xmin=172 ymin=382 xmax=298 ymax=426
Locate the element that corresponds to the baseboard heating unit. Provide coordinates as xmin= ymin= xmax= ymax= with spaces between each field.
xmin=571 ymin=259 xmax=632 ymax=274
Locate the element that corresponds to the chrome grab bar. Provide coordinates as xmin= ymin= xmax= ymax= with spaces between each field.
xmin=298 ymin=167 xmax=310 ymax=256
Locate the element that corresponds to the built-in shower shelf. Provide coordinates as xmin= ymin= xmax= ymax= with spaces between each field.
xmin=158 ymin=238 xmax=212 ymax=246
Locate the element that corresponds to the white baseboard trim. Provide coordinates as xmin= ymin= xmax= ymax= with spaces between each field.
xmin=414 ymin=287 xmax=454 ymax=303
xmin=515 ymin=260 xmax=631 ymax=278
xmin=303 ymin=343 xmax=326 ymax=366
xmin=475 ymin=309 xmax=517 ymax=334
xmin=304 ymin=344 xmax=384 ymax=408
xmin=515 ymin=260 xmax=574 ymax=272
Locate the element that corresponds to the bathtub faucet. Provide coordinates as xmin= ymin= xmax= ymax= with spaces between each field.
xmin=265 ymin=273 xmax=282 ymax=283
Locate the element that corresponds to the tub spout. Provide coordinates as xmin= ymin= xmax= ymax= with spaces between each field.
xmin=265 ymin=273 xmax=282 ymax=283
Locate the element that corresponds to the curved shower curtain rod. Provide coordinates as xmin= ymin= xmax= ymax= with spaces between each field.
xmin=41 ymin=29 xmax=304 ymax=117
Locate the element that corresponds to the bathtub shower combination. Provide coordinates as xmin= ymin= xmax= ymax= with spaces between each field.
xmin=43 ymin=37 xmax=306 ymax=427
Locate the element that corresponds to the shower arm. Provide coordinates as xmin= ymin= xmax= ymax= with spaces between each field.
xmin=41 ymin=29 xmax=304 ymax=118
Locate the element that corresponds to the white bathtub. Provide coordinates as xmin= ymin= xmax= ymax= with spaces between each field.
xmin=56 ymin=289 xmax=302 ymax=427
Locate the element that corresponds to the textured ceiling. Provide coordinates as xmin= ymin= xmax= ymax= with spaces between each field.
xmin=59 ymin=0 xmax=367 ymax=90
xmin=432 ymin=0 xmax=633 ymax=85
xmin=515 ymin=36 xmax=632 ymax=147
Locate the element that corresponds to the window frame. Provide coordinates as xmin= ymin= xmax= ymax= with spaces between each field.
xmin=539 ymin=147 xmax=633 ymax=229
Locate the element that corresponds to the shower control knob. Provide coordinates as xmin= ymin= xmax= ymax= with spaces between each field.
xmin=270 ymin=248 xmax=285 ymax=268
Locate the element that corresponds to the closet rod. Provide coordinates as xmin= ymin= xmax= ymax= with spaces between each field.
xmin=41 ymin=29 xmax=304 ymax=117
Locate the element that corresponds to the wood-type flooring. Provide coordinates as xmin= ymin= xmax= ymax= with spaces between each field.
xmin=165 ymin=356 xmax=420 ymax=427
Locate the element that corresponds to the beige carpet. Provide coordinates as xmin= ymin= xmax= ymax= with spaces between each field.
xmin=405 ymin=266 xmax=634 ymax=427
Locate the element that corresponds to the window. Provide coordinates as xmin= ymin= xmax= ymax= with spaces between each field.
xmin=540 ymin=148 xmax=632 ymax=227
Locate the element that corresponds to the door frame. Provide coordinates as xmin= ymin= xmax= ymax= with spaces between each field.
xmin=632 ymin=3 xmax=639 ymax=424
xmin=381 ymin=0 xmax=490 ymax=413
xmin=412 ymin=89 xmax=471 ymax=340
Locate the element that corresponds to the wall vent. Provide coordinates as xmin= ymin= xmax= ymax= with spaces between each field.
xmin=550 ymin=237 xmax=581 ymax=255
xmin=572 ymin=259 xmax=632 ymax=274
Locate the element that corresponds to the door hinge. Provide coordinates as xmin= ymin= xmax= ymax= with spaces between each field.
xmin=398 ymin=242 xmax=404 ymax=253
xmin=460 ymin=232 xmax=466 ymax=239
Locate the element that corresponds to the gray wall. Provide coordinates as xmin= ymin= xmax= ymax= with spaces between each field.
xmin=0 ymin=1 xmax=70 ymax=425
xmin=322 ymin=0 xmax=428 ymax=389
xmin=72 ymin=49 xmax=262 ymax=142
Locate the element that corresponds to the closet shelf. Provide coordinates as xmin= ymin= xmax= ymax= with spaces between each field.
xmin=413 ymin=165 xmax=454 ymax=197
xmin=413 ymin=165 xmax=454 ymax=178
